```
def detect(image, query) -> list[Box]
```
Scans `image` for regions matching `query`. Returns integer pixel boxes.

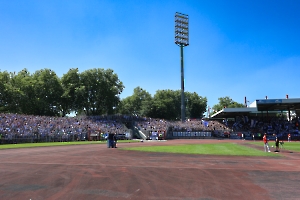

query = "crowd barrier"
[0,130,132,144]
[170,131,212,139]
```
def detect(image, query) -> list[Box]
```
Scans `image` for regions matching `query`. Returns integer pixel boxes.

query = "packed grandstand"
[1,109,299,144]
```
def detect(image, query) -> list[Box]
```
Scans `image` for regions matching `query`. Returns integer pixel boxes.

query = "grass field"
[0,140,138,149]
[248,141,300,152]
[123,143,280,157]
[1,140,298,157]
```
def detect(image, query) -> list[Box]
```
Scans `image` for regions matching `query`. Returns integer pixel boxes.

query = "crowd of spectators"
[1,113,231,143]
[135,118,169,134]
[0,113,130,143]
[169,120,228,132]
[134,117,231,139]
[222,114,300,140]
[135,118,228,133]
[2,112,299,144]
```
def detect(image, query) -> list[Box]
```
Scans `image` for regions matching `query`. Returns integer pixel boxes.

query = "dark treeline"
[117,87,207,120]
[1,68,244,120]
[0,68,124,117]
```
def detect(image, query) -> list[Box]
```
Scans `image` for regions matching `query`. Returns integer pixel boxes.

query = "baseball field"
[0,139,299,200]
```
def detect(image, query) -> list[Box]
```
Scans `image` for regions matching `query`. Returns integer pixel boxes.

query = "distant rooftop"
[210,98,300,119]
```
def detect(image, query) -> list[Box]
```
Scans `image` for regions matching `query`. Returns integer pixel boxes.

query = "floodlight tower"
[175,12,189,122]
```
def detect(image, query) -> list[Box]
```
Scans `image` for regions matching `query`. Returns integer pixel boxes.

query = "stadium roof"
[210,107,257,118]
[256,98,300,111]
[210,98,300,119]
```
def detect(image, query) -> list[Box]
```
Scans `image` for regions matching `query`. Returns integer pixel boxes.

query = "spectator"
[275,136,280,152]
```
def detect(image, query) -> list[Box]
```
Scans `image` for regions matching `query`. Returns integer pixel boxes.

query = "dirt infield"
[0,139,299,200]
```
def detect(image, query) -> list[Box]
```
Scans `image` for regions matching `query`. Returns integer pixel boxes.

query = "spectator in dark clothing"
[107,133,114,148]
[275,136,280,152]
[113,133,118,148]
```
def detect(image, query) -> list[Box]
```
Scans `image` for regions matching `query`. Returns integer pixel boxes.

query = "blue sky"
[1,0,300,109]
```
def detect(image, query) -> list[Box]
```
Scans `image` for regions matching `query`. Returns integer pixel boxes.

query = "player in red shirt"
[263,133,271,152]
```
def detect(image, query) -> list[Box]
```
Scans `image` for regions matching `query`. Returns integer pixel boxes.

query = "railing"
[169,131,212,139]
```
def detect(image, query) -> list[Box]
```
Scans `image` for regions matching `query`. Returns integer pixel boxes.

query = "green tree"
[211,96,245,114]
[186,92,207,119]
[148,89,180,120]
[75,68,124,116]
[11,69,37,114]
[32,69,63,116]
[118,87,152,116]
[61,68,80,116]
[148,90,207,120]
[0,71,16,112]
[0,68,125,116]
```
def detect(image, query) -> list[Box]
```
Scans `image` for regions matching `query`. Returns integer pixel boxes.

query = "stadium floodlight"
[175,12,189,47]
[175,12,189,122]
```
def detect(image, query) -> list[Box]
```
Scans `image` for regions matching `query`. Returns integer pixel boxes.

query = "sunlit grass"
[248,141,300,152]
[123,143,279,156]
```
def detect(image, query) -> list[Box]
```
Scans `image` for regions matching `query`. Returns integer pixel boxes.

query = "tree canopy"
[0,68,245,120]
[118,88,207,120]
[0,68,123,116]
[210,96,245,116]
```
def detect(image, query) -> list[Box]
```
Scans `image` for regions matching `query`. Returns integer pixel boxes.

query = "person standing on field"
[288,133,291,142]
[263,133,271,152]
[275,136,280,152]
[113,133,118,148]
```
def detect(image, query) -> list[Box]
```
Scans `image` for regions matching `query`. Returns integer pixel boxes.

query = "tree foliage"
[32,69,64,116]
[0,71,17,113]
[117,87,152,117]
[0,68,123,116]
[2,68,237,120]
[119,88,207,120]
[211,96,245,114]
[186,92,207,119]
[75,68,124,116]
[61,68,80,116]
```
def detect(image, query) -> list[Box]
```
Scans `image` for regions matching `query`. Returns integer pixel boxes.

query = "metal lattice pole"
[175,12,189,122]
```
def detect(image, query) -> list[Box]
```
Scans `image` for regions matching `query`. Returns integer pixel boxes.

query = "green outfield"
[123,142,280,156]
[1,140,298,157]
[248,141,300,152]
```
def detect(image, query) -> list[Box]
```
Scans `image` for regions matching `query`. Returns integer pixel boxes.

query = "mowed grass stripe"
[123,143,279,156]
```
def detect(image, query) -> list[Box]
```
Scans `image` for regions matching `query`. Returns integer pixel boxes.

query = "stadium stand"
[1,98,300,144]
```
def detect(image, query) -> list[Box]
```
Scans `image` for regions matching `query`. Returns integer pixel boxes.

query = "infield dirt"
[0,139,299,200]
